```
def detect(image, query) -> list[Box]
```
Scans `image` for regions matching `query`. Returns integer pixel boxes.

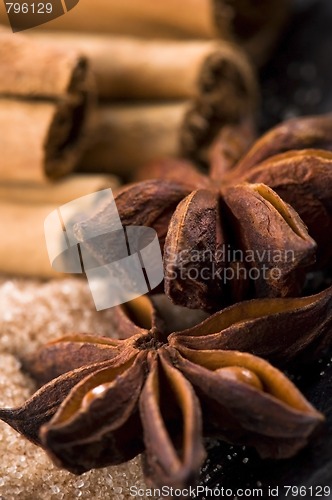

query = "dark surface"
[200,355,332,499]
[199,1,332,498]
[260,0,332,131]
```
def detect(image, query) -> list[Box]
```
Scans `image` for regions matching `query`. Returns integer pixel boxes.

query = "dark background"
[260,0,332,131]
[200,1,332,498]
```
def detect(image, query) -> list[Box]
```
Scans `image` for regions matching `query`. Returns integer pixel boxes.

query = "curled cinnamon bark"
[29,34,243,100]
[0,174,119,204]
[180,42,258,161]
[78,103,187,177]
[0,175,119,278]
[0,201,65,278]
[0,29,92,182]
[78,41,258,175]
[32,0,289,65]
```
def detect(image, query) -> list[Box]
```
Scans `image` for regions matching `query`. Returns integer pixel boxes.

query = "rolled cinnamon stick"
[0,28,92,182]
[29,34,230,100]
[0,176,119,278]
[34,0,223,39]
[180,41,258,161]
[79,41,258,175]
[0,174,119,204]
[0,201,63,278]
[79,103,187,177]
[29,0,289,66]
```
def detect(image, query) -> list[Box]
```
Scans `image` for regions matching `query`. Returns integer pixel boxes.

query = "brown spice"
[0,28,92,182]
[0,295,324,489]
[76,115,332,311]
[77,41,258,176]
[31,0,289,66]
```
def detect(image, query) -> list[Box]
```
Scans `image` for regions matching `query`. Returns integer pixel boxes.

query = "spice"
[77,115,332,311]
[172,284,332,367]
[233,115,332,267]
[0,175,119,278]
[0,295,323,489]
[0,28,91,182]
[78,102,188,177]
[77,41,258,175]
[28,34,255,101]
[0,174,119,205]
[32,0,289,66]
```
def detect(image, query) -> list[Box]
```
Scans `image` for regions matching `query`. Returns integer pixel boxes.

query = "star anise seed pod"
[225,113,332,268]
[0,295,324,489]
[75,115,332,311]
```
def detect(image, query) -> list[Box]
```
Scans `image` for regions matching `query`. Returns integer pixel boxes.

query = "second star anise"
[75,114,332,311]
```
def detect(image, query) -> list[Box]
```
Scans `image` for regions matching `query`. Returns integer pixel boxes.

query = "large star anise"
[76,114,332,312]
[0,293,326,489]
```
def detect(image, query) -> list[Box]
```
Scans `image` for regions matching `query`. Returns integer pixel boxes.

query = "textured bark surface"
[0,28,91,182]
[29,34,247,100]
[78,41,258,176]
[24,0,289,64]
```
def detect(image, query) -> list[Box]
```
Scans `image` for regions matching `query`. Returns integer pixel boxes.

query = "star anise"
[75,114,332,312]
[0,294,325,489]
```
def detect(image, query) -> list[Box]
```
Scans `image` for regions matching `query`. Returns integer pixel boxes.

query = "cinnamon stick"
[34,0,223,39]
[180,41,258,161]
[29,0,289,65]
[78,103,186,177]
[79,41,258,175]
[0,174,119,278]
[29,34,232,100]
[0,174,119,204]
[0,201,64,278]
[0,28,92,183]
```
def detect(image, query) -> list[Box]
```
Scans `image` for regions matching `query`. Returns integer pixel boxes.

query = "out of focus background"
[261,0,332,129]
